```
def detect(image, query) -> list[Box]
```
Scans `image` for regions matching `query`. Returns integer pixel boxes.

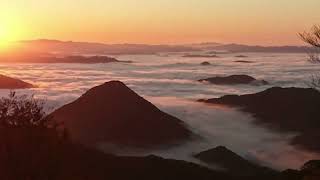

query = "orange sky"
[0,0,320,45]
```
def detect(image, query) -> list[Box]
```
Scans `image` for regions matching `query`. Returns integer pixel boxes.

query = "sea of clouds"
[0,52,319,170]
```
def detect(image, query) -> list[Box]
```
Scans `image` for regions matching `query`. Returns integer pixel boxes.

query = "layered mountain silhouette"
[201,87,320,152]
[17,39,197,55]
[49,81,192,147]
[209,43,311,53]
[12,39,313,55]
[0,74,34,89]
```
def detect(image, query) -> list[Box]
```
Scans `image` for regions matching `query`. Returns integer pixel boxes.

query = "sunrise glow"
[0,12,23,52]
[0,29,11,52]
[0,0,320,45]
[0,1,320,179]
[0,27,15,53]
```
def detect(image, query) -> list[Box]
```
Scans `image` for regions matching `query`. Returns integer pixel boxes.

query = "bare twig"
[300,25,320,90]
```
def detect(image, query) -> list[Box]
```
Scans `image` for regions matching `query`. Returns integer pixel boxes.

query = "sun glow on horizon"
[0,25,10,46]
[0,14,24,53]
[0,26,16,53]
[0,0,320,45]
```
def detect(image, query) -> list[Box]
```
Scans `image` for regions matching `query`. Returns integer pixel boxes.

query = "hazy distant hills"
[185,42,223,50]
[210,43,311,53]
[18,39,197,55]
[16,39,312,55]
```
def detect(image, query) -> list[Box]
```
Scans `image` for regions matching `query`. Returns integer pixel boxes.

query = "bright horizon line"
[14,38,307,47]
[1,0,318,47]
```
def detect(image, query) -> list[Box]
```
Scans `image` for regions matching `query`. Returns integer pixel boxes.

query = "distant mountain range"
[209,43,311,53]
[17,39,197,55]
[12,39,313,55]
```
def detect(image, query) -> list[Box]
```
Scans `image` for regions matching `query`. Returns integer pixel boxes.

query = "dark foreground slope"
[1,127,319,180]
[49,81,192,148]
[201,87,320,152]
[0,75,34,89]
[194,146,276,176]
[0,127,233,180]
